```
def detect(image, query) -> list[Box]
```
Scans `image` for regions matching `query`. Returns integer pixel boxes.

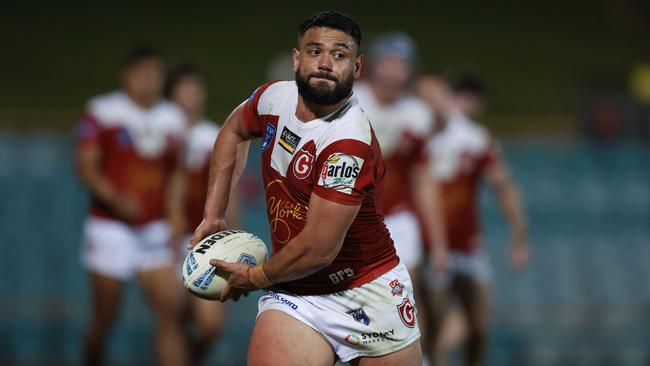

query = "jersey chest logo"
[278,127,301,154]
[293,148,314,180]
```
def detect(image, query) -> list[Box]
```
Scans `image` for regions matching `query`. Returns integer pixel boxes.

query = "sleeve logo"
[317,153,364,195]
[261,123,276,152]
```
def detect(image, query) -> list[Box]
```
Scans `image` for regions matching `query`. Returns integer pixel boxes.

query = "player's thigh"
[191,296,226,334]
[88,272,124,325]
[453,275,489,331]
[427,286,450,326]
[352,339,422,366]
[248,310,335,366]
[138,266,185,317]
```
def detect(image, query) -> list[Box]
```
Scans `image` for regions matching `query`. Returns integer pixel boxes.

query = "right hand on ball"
[209,259,254,302]
[187,217,227,250]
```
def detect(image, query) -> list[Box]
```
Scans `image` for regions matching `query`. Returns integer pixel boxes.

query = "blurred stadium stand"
[0,132,648,366]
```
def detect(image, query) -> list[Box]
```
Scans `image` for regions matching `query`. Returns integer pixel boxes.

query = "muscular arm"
[190,102,252,246]
[411,162,448,271]
[212,193,360,300]
[166,163,187,242]
[263,194,360,284]
[485,155,530,268]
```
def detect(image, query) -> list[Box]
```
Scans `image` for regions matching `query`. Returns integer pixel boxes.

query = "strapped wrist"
[248,264,273,289]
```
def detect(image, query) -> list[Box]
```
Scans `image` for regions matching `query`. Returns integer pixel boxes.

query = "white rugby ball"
[182,230,268,300]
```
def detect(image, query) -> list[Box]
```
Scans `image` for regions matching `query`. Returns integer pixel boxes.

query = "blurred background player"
[164,63,242,364]
[75,46,189,366]
[415,74,530,366]
[353,33,447,358]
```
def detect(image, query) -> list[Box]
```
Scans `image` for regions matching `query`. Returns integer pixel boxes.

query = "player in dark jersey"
[188,11,422,366]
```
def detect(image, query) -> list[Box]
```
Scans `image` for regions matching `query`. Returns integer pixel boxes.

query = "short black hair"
[163,63,203,99]
[451,73,487,96]
[122,45,160,69]
[298,11,361,48]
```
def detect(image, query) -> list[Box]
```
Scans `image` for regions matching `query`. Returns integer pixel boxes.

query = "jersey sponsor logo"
[262,123,276,152]
[328,267,355,284]
[346,307,370,326]
[268,291,298,310]
[278,126,301,154]
[344,329,397,346]
[265,180,307,244]
[389,279,405,296]
[344,334,362,346]
[292,148,314,179]
[318,153,364,195]
[236,253,257,266]
[397,298,416,328]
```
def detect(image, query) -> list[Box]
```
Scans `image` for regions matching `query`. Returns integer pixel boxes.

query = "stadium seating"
[0,132,648,365]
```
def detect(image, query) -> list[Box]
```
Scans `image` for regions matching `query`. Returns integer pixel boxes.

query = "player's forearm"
[230,140,250,197]
[413,173,447,250]
[497,183,527,245]
[263,233,339,284]
[203,119,248,221]
[77,165,120,208]
[165,167,187,230]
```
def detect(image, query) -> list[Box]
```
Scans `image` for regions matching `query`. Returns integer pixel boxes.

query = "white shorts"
[81,217,174,280]
[430,248,492,290]
[384,211,423,270]
[257,262,421,363]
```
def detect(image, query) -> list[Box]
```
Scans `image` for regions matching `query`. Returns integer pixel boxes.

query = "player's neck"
[295,95,350,122]
[185,110,203,125]
[125,91,156,110]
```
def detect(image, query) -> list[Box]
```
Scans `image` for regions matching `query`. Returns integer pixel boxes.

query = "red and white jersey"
[425,112,498,253]
[76,91,186,225]
[182,120,220,230]
[242,81,399,295]
[354,82,433,215]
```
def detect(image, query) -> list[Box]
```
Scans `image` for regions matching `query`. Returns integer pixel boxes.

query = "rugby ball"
[182,230,268,300]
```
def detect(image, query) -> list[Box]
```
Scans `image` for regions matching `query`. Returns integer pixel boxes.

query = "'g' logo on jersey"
[293,148,314,180]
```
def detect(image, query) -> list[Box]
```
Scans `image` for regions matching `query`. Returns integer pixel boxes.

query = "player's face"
[122,57,164,104]
[371,54,410,92]
[455,93,485,119]
[171,75,206,117]
[415,77,453,114]
[293,27,362,106]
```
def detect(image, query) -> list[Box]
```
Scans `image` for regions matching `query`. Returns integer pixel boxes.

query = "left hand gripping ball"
[182,230,268,300]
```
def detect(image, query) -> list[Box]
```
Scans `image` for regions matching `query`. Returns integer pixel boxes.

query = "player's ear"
[354,54,363,79]
[292,48,300,72]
